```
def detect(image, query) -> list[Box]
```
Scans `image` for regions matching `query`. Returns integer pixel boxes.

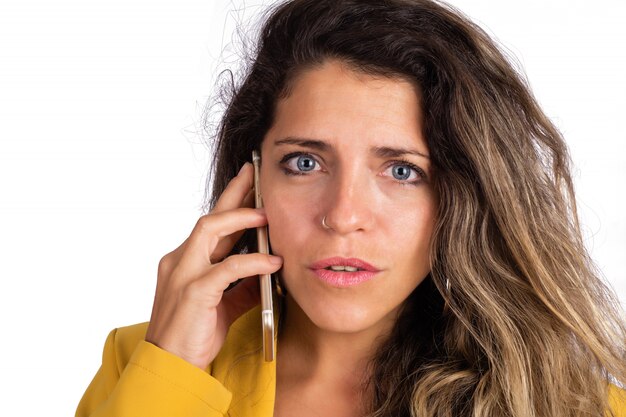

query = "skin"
[144,58,436,416]
[259,59,437,415]
[145,165,281,370]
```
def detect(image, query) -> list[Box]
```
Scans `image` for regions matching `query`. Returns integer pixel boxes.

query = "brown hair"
[203,0,626,415]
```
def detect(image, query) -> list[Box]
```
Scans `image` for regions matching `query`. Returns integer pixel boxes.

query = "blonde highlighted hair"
[204,0,626,415]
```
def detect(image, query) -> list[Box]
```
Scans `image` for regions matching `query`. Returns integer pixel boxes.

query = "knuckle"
[221,256,240,274]
[158,254,173,276]
[196,213,215,232]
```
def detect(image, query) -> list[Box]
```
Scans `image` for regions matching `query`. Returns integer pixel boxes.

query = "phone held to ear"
[252,150,275,362]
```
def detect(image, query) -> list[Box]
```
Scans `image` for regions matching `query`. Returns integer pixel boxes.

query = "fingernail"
[269,255,283,264]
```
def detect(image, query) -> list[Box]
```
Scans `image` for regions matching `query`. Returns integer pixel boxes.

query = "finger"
[182,253,282,306]
[209,188,256,263]
[164,191,254,267]
[180,208,268,273]
[242,186,255,208]
[209,228,246,264]
[211,162,254,214]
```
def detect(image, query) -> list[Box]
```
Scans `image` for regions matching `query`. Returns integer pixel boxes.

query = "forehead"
[266,60,427,155]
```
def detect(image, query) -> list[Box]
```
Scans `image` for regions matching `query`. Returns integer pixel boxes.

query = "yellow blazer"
[76,305,626,416]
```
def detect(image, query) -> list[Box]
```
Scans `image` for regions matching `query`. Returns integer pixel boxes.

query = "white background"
[1,0,624,415]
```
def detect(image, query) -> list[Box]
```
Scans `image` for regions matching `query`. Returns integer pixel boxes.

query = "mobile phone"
[252,149,275,362]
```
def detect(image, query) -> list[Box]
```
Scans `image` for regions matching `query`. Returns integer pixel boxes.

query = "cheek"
[390,200,436,262]
[263,189,315,255]
[415,203,436,239]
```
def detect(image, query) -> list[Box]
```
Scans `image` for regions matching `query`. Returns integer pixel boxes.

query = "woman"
[76,0,626,416]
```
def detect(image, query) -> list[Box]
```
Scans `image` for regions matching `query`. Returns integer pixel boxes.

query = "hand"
[145,162,283,369]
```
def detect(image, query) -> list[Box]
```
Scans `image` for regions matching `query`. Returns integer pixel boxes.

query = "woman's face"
[260,59,436,334]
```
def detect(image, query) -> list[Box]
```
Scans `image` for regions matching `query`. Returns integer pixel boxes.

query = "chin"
[313,304,372,333]
[287,289,394,335]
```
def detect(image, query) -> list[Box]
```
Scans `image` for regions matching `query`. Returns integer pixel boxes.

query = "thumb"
[222,277,262,325]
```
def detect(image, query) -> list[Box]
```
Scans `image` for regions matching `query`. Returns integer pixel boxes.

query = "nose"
[320,164,375,234]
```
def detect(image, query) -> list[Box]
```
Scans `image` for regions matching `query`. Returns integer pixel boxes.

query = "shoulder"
[609,383,626,416]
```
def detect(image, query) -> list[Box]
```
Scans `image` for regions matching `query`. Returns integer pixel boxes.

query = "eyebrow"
[273,137,430,160]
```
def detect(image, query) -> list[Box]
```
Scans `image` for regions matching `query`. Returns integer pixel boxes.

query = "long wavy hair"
[202,0,626,415]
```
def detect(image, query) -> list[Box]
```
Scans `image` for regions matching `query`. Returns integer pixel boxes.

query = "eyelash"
[278,151,427,186]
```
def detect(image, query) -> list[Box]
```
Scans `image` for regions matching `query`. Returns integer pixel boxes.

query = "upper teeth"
[327,265,361,271]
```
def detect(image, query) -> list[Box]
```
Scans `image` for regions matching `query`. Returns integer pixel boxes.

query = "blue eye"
[391,165,412,181]
[279,152,426,186]
[295,155,316,172]
[384,160,427,186]
[279,152,320,175]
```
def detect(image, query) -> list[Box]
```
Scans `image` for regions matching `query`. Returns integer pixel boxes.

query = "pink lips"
[309,257,381,287]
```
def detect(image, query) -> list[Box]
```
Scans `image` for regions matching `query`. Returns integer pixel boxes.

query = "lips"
[309,257,381,272]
